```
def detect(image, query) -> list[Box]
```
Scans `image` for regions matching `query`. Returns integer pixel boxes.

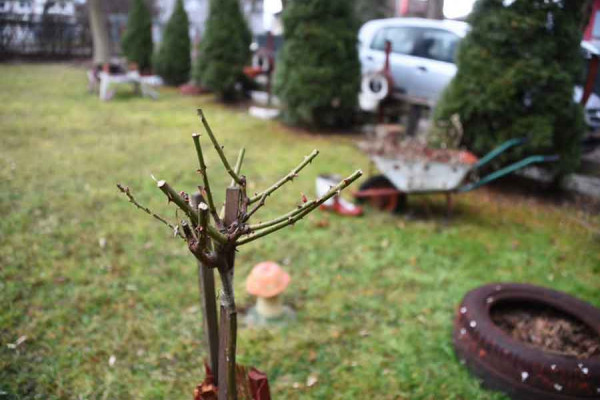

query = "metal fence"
[0,13,92,60]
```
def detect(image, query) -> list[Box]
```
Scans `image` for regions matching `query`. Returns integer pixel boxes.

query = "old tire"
[356,175,406,213]
[361,72,390,102]
[453,283,600,400]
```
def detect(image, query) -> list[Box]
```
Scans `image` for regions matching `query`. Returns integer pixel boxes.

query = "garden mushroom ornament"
[245,261,294,325]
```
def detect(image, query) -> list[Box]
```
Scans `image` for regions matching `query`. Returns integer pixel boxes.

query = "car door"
[408,28,461,101]
[359,25,422,95]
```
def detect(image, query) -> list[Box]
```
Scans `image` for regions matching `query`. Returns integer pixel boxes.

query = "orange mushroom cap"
[246,261,290,298]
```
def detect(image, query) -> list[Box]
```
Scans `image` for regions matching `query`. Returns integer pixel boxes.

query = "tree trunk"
[88,0,110,65]
[426,0,444,20]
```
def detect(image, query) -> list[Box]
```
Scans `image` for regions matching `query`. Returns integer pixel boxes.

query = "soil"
[358,136,475,164]
[491,302,600,359]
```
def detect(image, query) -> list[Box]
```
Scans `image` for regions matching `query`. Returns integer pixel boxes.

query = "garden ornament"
[245,261,293,325]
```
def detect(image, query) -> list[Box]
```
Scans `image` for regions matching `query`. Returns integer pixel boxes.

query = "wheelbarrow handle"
[473,137,528,169]
[459,154,559,193]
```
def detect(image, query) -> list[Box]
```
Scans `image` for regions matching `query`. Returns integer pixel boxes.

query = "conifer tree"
[194,0,251,101]
[435,0,587,174]
[274,0,361,128]
[156,0,191,85]
[121,0,153,72]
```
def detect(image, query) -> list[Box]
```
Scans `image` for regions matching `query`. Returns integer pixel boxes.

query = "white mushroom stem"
[256,295,284,319]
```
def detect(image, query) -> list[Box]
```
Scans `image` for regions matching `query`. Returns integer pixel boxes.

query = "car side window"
[370,29,388,51]
[412,29,460,63]
[370,27,421,56]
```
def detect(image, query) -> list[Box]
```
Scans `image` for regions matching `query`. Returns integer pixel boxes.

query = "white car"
[359,17,600,129]
[359,18,468,103]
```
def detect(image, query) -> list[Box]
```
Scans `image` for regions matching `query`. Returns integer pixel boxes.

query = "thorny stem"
[181,220,196,240]
[197,201,210,248]
[116,183,185,240]
[248,198,319,231]
[238,169,363,245]
[244,192,267,221]
[231,148,245,187]
[182,220,220,267]
[157,180,227,244]
[192,133,221,225]
[197,109,244,186]
[248,149,319,206]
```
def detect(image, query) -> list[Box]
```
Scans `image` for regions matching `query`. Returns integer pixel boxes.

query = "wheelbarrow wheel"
[356,175,406,213]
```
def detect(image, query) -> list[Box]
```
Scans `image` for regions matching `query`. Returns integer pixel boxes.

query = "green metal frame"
[459,154,559,192]
[473,138,528,169]
[457,137,559,193]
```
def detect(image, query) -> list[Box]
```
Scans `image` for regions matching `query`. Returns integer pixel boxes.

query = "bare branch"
[247,198,318,231]
[116,183,185,239]
[244,192,267,222]
[157,180,227,244]
[183,221,220,267]
[248,149,319,206]
[198,201,210,248]
[197,109,244,186]
[237,170,363,245]
[192,133,221,225]
[181,219,197,241]
[231,148,245,186]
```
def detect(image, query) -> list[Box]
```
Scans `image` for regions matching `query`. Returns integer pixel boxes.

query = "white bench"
[98,71,162,101]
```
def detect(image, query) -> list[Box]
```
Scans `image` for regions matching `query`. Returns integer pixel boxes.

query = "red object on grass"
[248,368,271,400]
[319,197,363,217]
[194,363,272,400]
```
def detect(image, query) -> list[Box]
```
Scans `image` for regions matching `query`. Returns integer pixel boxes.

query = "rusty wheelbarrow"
[354,138,558,213]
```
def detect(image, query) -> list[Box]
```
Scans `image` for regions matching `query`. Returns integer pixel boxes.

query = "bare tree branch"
[197,109,244,186]
[231,148,245,186]
[157,180,227,244]
[237,170,363,245]
[116,183,185,239]
[247,198,318,231]
[198,201,210,248]
[183,220,221,268]
[192,133,221,225]
[248,149,319,206]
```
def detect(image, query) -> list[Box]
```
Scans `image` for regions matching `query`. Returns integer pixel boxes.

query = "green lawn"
[1,64,599,400]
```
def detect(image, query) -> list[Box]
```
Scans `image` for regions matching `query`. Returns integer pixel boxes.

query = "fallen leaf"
[6,335,27,349]
[108,355,116,367]
[314,219,329,228]
[306,374,318,387]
